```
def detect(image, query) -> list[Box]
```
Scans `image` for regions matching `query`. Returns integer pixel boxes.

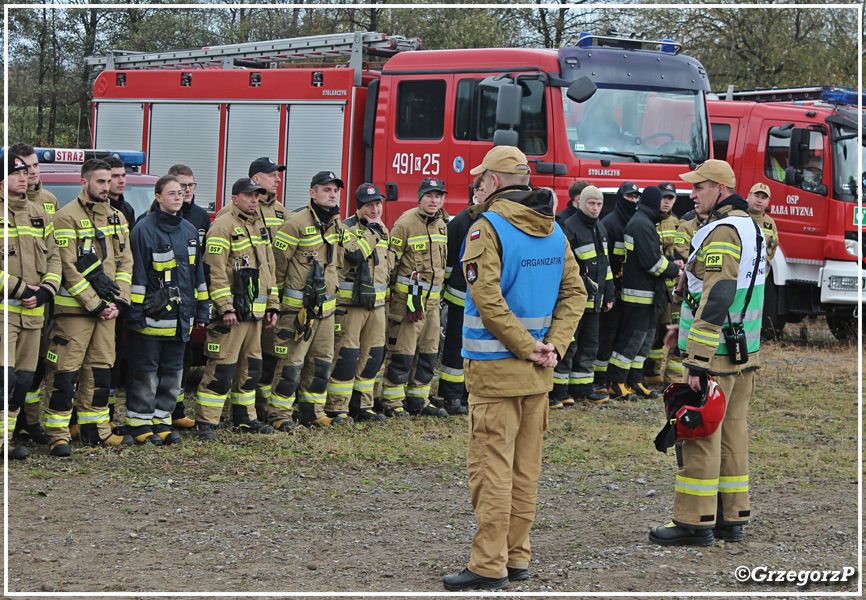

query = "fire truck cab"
[709,86,865,340]
[87,31,711,224]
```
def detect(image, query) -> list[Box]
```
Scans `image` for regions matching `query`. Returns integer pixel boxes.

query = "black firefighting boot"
[48,440,72,457]
[119,425,163,446]
[152,424,182,446]
[325,411,355,426]
[354,408,386,422]
[443,398,468,415]
[649,522,714,547]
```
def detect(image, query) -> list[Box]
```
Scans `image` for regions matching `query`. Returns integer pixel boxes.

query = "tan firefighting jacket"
[27,183,59,218]
[1,193,61,328]
[751,211,779,264]
[337,213,392,309]
[388,206,448,311]
[52,190,132,316]
[204,203,278,318]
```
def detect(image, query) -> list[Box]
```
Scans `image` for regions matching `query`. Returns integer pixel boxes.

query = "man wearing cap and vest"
[594,181,640,394]
[269,170,362,428]
[607,187,681,401]
[436,176,490,415]
[2,153,61,459]
[194,178,280,440]
[553,185,613,406]
[381,178,450,419]
[746,183,778,265]
[650,159,765,547]
[442,146,585,592]
[645,182,684,385]
[8,143,59,446]
[44,159,135,454]
[325,182,391,423]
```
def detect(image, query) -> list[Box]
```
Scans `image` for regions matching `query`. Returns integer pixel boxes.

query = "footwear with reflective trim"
[152,425,181,446]
[14,424,49,445]
[649,522,714,546]
[122,425,163,446]
[99,433,135,447]
[713,524,744,542]
[195,422,217,442]
[49,440,72,457]
[233,420,276,434]
[507,567,529,581]
[383,407,410,420]
[172,417,196,429]
[578,390,610,404]
[354,409,386,423]
[327,413,354,426]
[608,383,636,401]
[561,397,575,408]
[443,568,509,591]
[630,382,659,399]
[548,397,564,410]
[303,415,335,427]
[272,418,297,432]
[420,404,448,417]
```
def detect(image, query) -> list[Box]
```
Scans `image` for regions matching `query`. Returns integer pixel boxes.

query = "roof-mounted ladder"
[86,31,421,86]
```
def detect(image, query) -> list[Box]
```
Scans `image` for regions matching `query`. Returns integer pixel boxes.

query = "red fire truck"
[87,31,712,221]
[708,86,864,340]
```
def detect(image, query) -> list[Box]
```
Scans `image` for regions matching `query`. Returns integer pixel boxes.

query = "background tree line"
[4,0,860,148]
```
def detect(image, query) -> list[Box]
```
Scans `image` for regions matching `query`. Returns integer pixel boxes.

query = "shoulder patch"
[305,225,317,236]
[466,262,478,284]
[233,227,245,236]
[390,236,403,247]
[704,253,723,272]
[44,202,55,214]
[469,230,480,241]
[208,244,223,254]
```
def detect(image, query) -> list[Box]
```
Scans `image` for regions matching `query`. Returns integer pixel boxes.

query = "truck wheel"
[761,274,786,340]
[826,314,859,341]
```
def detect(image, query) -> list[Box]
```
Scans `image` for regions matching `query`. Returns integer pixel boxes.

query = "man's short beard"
[88,190,107,203]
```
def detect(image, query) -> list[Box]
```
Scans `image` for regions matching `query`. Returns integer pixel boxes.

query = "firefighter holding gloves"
[122,176,210,446]
[268,171,361,428]
[194,178,279,440]
[324,182,392,423]
[1,153,61,459]
[650,159,765,546]
[381,177,450,418]
[443,146,585,591]
[44,159,135,454]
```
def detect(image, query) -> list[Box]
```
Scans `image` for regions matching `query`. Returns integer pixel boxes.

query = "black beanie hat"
[639,185,662,212]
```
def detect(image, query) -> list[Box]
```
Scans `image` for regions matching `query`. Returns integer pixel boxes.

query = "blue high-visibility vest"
[462,211,565,361]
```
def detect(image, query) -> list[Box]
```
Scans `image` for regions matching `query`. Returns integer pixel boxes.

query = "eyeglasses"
[162,190,184,198]
[180,183,197,190]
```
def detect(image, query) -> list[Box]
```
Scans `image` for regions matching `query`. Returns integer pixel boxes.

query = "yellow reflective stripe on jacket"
[699,242,741,261]
[1,299,45,316]
[115,272,132,285]
[274,231,299,247]
[210,287,231,300]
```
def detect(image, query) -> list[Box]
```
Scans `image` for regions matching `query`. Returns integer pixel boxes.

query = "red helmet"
[654,374,726,453]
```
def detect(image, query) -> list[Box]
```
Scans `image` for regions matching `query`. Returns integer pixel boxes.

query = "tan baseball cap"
[749,182,771,198]
[679,159,736,188]
[469,146,531,175]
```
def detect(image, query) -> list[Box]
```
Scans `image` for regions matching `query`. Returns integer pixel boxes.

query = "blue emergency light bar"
[29,147,146,166]
[821,85,863,106]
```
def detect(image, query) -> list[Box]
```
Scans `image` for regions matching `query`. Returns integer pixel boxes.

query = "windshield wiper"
[636,153,695,164]
[594,151,642,163]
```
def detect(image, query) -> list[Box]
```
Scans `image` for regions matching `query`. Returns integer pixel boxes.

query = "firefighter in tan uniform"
[650,160,765,546]
[324,183,392,423]
[2,154,61,459]
[10,143,59,445]
[44,159,135,454]
[381,178,450,419]
[268,171,361,428]
[645,181,682,385]
[443,147,585,591]
[194,178,280,440]
[746,183,778,264]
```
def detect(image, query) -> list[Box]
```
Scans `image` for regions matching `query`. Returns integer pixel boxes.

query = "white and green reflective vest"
[679,214,766,356]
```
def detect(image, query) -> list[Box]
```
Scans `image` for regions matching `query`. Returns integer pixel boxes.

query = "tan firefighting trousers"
[466,392,549,579]
[194,319,263,426]
[44,316,115,444]
[3,323,41,437]
[381,300,440,413]
[325,307,386,414]
[673,368,755,529]
[268,315,334,424]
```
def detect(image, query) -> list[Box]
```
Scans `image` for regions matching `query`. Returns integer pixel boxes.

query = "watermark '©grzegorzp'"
[735,566,857,586]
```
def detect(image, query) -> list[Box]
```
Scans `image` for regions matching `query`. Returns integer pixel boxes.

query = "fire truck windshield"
[831,125,864,202]
[562,86,708,164]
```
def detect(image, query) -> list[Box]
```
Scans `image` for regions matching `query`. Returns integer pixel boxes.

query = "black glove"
[352,261,376,310]
[75,253,120,302]
[142,288,171,318]
[406,285,424,323]
[34,287,53,307]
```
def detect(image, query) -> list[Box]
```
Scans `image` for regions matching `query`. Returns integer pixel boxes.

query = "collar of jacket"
[154,204,183,232]
[258,191,277,207]
[706,193,749,224]
[413,205,447,226]
[109,194,126,211]
[181,198,195,216]
[77,190,110,216]
[706,201,748,225]
[636,202,662,223]
[308,199,340,227]
[615,194,637,220]
[487,188,556,237]
[577,207,598,227]
[230,202,260,225]
[6,192,27,211]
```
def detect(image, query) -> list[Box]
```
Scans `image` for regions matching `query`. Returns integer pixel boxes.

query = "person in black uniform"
[593,181,639,395]
[555,179,591,225]
[167,163,212,428]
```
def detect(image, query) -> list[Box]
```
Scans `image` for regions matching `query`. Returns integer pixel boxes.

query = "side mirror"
[788,127,811,168]
[493,129,520,147]
[479,73,514,92]
[566,76,597,103]
[496,83,523,130]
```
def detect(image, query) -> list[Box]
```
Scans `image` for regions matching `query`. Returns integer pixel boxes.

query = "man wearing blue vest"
[650,159,765,546]
[443,146,585,591]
